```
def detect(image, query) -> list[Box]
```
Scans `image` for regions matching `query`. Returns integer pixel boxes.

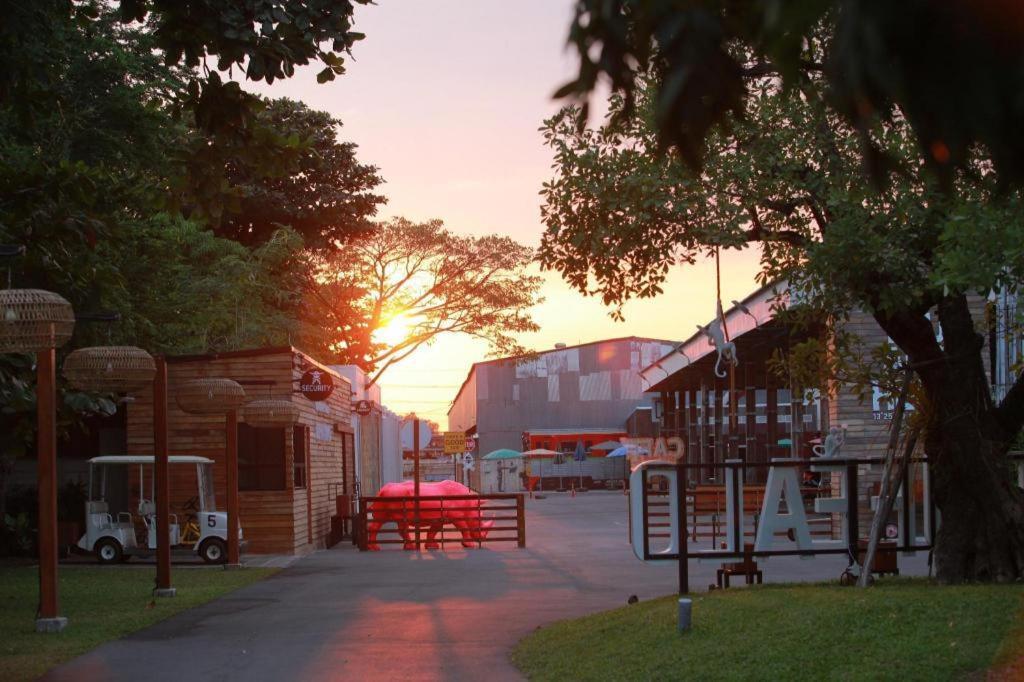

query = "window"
[238,424,286,491]
[293,425,309,489]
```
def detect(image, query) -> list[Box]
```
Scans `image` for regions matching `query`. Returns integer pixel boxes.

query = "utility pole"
[413,417,421,551]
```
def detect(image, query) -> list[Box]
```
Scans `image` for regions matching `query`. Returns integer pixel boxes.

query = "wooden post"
[713,384,723,476]
[36,348,65,632]
[516,493,526,548]
[698,381,707,484]
[154,356,174,595]
[847,462,859,568]
[677,455,689,595]
[226,409,240,567]
[413,417,420,551]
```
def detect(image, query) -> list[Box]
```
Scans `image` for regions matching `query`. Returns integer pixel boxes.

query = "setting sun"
[373,313,413,347]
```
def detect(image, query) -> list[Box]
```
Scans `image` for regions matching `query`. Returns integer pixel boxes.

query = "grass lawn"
[0,562,276,681]
[512,580,1024,681]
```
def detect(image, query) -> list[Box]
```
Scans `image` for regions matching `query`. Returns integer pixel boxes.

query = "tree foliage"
[541,47,1024,582]
[0,4,380,475]
[304,218,543,384]
[558,1,1024,188]
[217,98,385,252]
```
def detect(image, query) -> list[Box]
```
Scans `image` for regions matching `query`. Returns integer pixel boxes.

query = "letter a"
[755,462,813,553]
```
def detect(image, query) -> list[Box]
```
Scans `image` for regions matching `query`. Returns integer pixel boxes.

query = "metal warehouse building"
[448,337,676,489]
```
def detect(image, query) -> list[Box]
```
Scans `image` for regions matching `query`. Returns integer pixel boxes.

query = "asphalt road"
[43,491,930,681]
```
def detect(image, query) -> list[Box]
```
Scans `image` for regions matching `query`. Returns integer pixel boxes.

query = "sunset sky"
[250,0,762,428]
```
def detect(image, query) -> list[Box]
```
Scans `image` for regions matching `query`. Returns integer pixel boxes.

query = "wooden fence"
[355,493,525,550]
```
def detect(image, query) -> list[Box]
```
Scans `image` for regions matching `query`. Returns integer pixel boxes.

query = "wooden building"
[640,282,995,532]
[642,284,825,486]
[125,347,355,554]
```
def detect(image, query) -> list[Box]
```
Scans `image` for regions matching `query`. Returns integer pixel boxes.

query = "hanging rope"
[716,246,730,344]
[698,247,739,378]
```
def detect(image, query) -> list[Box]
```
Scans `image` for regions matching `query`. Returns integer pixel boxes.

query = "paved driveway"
[44,492,929,681]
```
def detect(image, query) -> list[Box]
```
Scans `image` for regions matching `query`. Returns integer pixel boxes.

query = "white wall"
[332,365,401,491]
[380,408,402,485]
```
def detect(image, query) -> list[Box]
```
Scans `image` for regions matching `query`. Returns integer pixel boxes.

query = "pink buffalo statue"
[366,480,494,550]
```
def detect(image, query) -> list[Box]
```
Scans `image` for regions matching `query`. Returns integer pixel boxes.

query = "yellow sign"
[443,431,465,454]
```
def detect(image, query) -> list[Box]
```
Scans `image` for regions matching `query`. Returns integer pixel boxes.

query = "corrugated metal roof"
[526,427,626,436]
[639,281,789,391]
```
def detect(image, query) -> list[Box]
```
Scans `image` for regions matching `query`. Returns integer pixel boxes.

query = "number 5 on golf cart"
[77,456,242,564]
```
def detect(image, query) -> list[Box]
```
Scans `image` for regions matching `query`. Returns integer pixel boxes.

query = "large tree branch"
[741,60,825,80]
[744,206,809,246]
[871,303,946,392]
[366,337,433,388]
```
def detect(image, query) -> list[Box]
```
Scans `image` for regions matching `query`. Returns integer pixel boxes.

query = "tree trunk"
[926,401,1024,583]
[0,453,13,519]
[875,294,1024,583]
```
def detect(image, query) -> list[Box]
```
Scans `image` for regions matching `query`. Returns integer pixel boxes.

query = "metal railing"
[356,493,525,550]
[638,452,1024,564]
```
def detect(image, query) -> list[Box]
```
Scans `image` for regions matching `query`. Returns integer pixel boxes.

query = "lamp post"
[177,378,246,567]
[0,287,75,632]
[62,345,165,591]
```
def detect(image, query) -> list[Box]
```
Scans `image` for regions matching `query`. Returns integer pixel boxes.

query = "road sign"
[443,431,465,454]
[465,437,475,452]
[462,453,475,471]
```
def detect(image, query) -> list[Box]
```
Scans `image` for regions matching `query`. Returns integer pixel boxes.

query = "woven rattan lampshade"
[0,289,74,353]
[176,378,246,414]
[243,398,300,428]
[63,346,155,392]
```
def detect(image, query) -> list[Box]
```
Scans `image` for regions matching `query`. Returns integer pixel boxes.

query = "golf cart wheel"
[95,538,124,565]
[199,537,227,564]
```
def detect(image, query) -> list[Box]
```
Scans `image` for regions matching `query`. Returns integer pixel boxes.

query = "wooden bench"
[716,543,763,589]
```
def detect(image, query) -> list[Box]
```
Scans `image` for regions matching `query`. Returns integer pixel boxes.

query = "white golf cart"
[77,455,242,564]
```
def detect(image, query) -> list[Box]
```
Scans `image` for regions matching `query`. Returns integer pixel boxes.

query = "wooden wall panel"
[126,348,352,555]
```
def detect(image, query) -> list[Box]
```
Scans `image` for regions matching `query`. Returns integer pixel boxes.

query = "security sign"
[300,369,335,402]
[443,431,465,454]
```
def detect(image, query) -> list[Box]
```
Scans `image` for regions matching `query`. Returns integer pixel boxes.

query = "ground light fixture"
[176,377,246,567]
[0,287,75,633]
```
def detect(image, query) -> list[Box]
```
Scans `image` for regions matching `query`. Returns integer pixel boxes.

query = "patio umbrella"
[521,448,558,489]
[606,445,649,458]
[482,449,521,460]
[590,440,623,452]
[573,440,586,489]
[521,448,559,457]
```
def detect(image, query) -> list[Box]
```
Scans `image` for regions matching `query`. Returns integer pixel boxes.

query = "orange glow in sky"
[247,1,761,427]
[373,313,414,349]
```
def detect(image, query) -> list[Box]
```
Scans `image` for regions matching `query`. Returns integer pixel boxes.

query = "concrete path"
[44,492,930,682]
